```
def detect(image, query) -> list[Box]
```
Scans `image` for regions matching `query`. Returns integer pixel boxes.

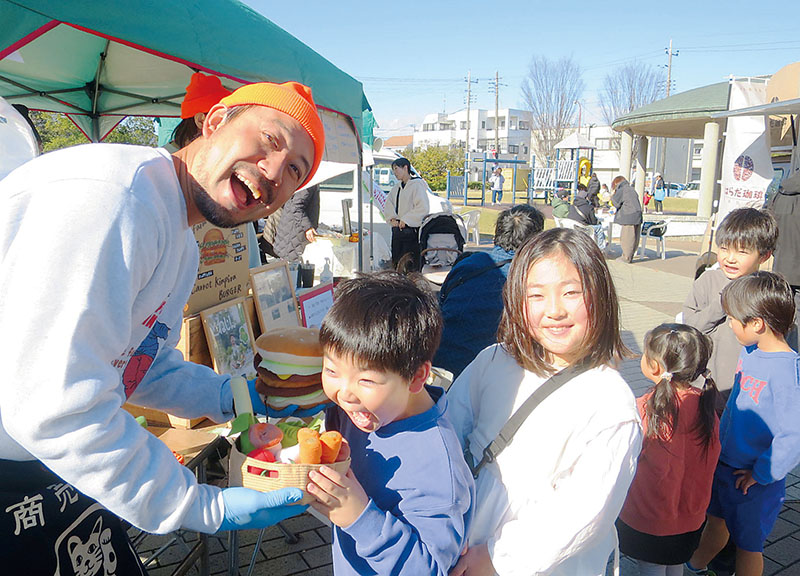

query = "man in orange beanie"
[0,79,324,573]
[175,80,325,228]
[169,71,233,150]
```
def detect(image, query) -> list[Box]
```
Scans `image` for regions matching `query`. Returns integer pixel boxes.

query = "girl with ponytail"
[616,323,721,576]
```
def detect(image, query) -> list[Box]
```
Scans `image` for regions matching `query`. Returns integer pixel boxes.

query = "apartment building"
[412,107,532,156]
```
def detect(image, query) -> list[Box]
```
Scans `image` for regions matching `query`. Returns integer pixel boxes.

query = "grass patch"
[662,197,698,213]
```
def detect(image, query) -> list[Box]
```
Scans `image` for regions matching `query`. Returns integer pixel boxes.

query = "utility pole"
[463,71,478,202]
[465,70,478,152]
[658,40,679,176]
[488,71,507,157]
[494,70,500,158]
[665,39,678,98]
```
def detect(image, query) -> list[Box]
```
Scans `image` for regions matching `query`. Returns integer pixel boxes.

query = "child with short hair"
[683,208,778,409]
[447,228,642,575]
[687,271,800,576]
[307,271,473,576]
[617,324,721,576]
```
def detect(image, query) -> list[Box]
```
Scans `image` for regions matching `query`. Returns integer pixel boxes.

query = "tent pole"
[89,40,109,142]
[356,146,363,273]
[368,165,374,271]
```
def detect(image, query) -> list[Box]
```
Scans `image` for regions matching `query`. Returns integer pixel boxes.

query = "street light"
[575,100,583,134]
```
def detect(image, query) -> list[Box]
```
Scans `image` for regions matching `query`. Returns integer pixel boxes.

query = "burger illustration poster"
[200,298,257,381]
[186,221,251,316]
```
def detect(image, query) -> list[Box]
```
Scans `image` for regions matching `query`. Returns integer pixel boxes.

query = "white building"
[412,107,532,156]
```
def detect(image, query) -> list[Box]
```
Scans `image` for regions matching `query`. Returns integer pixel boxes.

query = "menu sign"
[185,222,250,316]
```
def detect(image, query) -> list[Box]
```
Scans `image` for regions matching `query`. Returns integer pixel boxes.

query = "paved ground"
[136,232,800,576]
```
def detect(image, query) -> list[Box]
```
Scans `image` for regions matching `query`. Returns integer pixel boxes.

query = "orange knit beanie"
[220,81,325,187]
[181,72,232,119]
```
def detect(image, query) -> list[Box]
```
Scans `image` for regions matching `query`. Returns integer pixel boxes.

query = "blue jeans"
[492,189,503,203]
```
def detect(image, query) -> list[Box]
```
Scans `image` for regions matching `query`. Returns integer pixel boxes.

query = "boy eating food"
[307,271,473,576]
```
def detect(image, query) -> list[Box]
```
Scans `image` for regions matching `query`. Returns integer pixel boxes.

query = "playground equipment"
[445,152,529,206]
[528,132,596,203]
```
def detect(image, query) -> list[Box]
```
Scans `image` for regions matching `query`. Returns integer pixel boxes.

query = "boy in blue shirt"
[688,271,800,576]
[306,271,474,576]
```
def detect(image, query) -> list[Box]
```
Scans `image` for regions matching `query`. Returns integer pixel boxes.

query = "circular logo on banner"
[733,154,754,181]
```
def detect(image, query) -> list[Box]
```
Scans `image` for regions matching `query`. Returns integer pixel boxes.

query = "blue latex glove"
[247,377,267,416]
[217,487,306,532]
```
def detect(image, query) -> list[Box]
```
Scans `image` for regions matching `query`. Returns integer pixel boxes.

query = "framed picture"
[200,297,257,381]
[298,282,335,329]
[249,261,301,333]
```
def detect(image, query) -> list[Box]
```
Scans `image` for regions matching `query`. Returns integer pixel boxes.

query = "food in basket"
[297,427,320,444]
[241,437,351,504]
[320,431,343,463]
[248,422,283,457]
[246,446,277,475]
[299,436,323,464]
[253,327,332,418]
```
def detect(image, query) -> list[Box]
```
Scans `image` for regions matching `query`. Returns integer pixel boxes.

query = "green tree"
[30,112,84,152]
[104,116,157,147]
[30,112,157,152]
[402,145,464,191]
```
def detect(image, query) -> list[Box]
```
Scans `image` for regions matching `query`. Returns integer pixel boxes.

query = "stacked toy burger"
[253,326,332,418]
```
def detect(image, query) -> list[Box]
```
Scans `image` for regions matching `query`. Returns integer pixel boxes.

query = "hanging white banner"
[717,80,772,222]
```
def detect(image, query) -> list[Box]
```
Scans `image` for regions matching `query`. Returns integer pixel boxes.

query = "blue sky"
[245,0,800,137]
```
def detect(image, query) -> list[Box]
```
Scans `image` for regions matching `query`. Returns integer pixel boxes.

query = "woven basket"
[241,457,351,505]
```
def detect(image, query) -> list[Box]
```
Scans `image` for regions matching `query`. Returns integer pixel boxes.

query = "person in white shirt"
[489,167,505,205]
[385,157,430,271]
[448,228,642,576]
[0,81,324,574]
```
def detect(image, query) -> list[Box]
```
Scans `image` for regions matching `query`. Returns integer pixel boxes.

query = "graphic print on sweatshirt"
[52,505,126,576]
[112,300,170,398]
[735,358,769,405]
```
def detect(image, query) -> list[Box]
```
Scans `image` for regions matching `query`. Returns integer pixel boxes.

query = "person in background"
[448,228,641,576]
[682,208,777,410]
[567,183,607,249]
[599,183,611,206]
[551,188,571,219]
[273,184,320,263]
[611,175,643,263]
[687,272,800,576]
[10,103,43,154]
[0,81,324,574]
[617,324,720,576]
[168,72,232,151]
[652,173,667,214]
[385,157,430,271]
[587,172,601,208]
[489,166,505,205]
[434,205,545,378]
[766,171,800,350]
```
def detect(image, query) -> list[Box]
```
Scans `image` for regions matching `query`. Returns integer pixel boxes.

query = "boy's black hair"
[577,183,588,192]
[715,207,778,256]
[721,271,796,336]
[494,205,545,252]
[319,271,442,381]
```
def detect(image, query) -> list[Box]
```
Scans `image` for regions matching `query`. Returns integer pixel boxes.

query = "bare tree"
[599,62,664,126]
[521,55,584,161]
[599,62,664,178]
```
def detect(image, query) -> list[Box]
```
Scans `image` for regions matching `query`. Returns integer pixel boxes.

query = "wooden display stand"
[125,295,260,429]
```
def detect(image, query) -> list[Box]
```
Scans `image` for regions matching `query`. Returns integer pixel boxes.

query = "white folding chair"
[638,221,668,259]
[461,210,481,245]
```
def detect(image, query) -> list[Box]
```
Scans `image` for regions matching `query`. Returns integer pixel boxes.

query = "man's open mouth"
[232,172,270,207]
